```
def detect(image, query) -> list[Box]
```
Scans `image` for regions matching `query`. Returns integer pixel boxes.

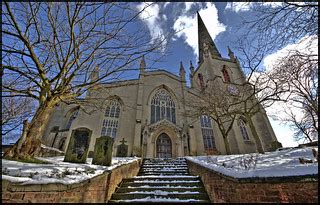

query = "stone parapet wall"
[187,159,318,203]
[2,159,141,203]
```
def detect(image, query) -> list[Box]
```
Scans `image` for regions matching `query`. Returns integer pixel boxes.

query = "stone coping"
[186,158,318,183]
[3,159,141,192]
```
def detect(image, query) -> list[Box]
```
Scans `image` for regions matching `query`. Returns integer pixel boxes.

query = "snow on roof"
[2,156,140,185]
[186,147,318,179]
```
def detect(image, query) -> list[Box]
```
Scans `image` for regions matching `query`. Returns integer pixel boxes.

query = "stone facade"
[41,13,279,158]
[2,159,141,203]
[187,159,318,203]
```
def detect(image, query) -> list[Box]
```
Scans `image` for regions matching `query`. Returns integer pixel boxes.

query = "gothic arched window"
[222,67,231,83]
[151,89,176,124]
[239,118,249,140]
[200,115,216,150]
[101,100,121,138]
[66,109,79,130]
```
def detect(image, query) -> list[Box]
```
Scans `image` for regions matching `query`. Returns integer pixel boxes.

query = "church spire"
[140,55,146,72]
[197,12,221,64]
[179,61,186,81]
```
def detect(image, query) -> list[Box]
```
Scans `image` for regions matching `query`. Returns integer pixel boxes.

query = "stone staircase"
[108,158,210,203]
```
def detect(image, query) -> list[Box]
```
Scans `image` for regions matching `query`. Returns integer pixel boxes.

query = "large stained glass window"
[101,100,121,138]
[151,89,176,124]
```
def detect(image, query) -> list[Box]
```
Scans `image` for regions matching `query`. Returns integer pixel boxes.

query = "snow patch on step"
[126,190,201,195]
[111,196,206,202]
[133,175,198,178]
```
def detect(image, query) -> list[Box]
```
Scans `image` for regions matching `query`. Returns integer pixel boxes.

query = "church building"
[42,13,279,158]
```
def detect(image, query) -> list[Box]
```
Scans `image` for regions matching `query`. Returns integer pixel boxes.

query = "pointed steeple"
[197,12,221,64]
[140,55,146,72]
[179,61,186,81]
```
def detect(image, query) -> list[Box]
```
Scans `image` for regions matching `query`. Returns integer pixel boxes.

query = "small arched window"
[66,109,79,130]
[151,88,176,124]
[200,115,216,150]
[222,67,231,83]
[101,100,121,138]
[239,118,249,140]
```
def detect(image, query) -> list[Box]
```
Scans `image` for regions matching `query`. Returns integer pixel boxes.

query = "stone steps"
[109,158,210,203]
[115,187,206,193]
[111,192,209,200]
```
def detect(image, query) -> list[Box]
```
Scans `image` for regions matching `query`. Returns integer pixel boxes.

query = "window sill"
[243,140,254,145]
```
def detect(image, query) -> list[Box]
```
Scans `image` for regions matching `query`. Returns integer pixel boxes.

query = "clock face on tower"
[227,84,239,95]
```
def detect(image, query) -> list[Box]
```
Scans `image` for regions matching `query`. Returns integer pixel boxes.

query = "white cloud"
[136,2,167,52]
[184,2,195,12]
[225,2,251,12]
[163,2,170,9]
[173,2,226,56]
[264,35,318,72]
[268,117,299,147]
[225,2,283,12]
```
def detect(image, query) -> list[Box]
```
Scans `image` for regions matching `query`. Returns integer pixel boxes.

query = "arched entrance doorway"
[156,133,172,158]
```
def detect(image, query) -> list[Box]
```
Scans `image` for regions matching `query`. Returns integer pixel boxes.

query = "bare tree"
[2,95,34,136]
[186,76,237,155]
[234,2,318,143]
[269,48,318,142]
[2,2,168,160]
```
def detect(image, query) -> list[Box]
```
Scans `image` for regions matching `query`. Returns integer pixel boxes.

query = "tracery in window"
[200,115,216,150]
[151,89,176,124]
[222,66,231,83]
[66,109,79,130]
[101,100,121,138]
[239,118,250,140]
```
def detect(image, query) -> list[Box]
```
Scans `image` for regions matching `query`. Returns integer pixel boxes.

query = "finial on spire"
[90,66,99,82]
[180,61,186,81]
[140,55,146,72]
[189,60,194,74]
[227,46,236,62]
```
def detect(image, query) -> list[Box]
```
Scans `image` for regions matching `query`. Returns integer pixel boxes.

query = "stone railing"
[186,159,318,203]
[2,159,141,203]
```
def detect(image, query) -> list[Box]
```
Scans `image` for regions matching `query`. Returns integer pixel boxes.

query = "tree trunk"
[4,101,56,160]
[223,136,231,155]
[246,116,265,154]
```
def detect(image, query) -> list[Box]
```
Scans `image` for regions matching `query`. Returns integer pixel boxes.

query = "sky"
[130,2,315,148]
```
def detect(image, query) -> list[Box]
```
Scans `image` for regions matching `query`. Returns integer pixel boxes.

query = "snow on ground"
[186,147,318,179]
[2,156,139,185]
[40,144,64,153]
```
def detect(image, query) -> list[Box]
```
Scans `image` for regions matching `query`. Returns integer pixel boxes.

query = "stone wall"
[187,160,318,203]
[2,159,141,203]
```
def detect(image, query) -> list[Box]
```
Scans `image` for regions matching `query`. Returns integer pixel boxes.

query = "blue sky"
[130,2,310,147]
